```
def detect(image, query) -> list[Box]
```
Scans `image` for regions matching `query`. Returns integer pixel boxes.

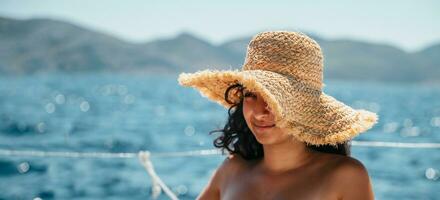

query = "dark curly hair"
[209,83,351,160]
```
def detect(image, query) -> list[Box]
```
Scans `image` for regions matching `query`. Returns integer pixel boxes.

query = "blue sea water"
[0,73,439,200]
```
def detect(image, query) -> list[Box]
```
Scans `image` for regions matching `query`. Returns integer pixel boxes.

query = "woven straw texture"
[178,31,378,146]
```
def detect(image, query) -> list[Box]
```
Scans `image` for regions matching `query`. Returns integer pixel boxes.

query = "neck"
[259,138,316,174]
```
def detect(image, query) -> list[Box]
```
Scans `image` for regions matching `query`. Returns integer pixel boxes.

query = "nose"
[253,102,274,122]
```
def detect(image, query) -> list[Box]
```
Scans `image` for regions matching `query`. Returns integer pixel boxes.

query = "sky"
[0,0,439,52]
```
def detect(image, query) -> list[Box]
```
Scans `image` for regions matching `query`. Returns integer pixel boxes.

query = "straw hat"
[177,31,378,146]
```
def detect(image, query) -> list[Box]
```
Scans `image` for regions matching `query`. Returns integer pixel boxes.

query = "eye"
[244,91,256,98]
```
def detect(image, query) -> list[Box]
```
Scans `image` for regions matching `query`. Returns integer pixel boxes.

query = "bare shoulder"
[323,154,375,200]
[221,153,249,171]
[215,153,250,182]
[330,156,371,185]
[196,153,248,200]
[215,153,249,182]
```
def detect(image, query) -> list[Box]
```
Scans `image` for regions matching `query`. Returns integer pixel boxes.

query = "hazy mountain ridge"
[0,16,438,83]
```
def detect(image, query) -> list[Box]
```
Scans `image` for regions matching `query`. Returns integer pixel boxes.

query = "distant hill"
[0,16,438,83]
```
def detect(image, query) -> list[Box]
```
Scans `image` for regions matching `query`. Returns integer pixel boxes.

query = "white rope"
[138,151,179,200]
[0,141,438,160]
[0,141,438,159]
[0,148,223,159]
[351,141,440,148]
[0,149,137,158]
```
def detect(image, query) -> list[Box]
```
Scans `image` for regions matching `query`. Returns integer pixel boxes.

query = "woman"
[178,31,379,200]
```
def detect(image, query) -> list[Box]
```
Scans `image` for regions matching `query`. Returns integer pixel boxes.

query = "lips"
[253,123,276,128]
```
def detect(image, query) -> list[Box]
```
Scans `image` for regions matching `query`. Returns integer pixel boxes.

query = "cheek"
[278,128,292,139]
[242,102,255,128]
[242,103,251,121]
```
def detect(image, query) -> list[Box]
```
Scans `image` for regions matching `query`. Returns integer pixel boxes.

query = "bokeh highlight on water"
[0,73,439,200]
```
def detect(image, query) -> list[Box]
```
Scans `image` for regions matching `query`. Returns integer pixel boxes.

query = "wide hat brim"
[178,69,378,146]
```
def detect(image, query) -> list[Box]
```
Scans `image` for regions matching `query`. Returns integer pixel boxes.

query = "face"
[242,89,292,145]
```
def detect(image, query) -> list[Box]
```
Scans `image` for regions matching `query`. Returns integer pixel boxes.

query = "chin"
[252,128,290,145]
[252,130,279,145]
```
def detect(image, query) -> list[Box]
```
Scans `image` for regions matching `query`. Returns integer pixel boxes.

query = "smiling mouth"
[253,123,276,128]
